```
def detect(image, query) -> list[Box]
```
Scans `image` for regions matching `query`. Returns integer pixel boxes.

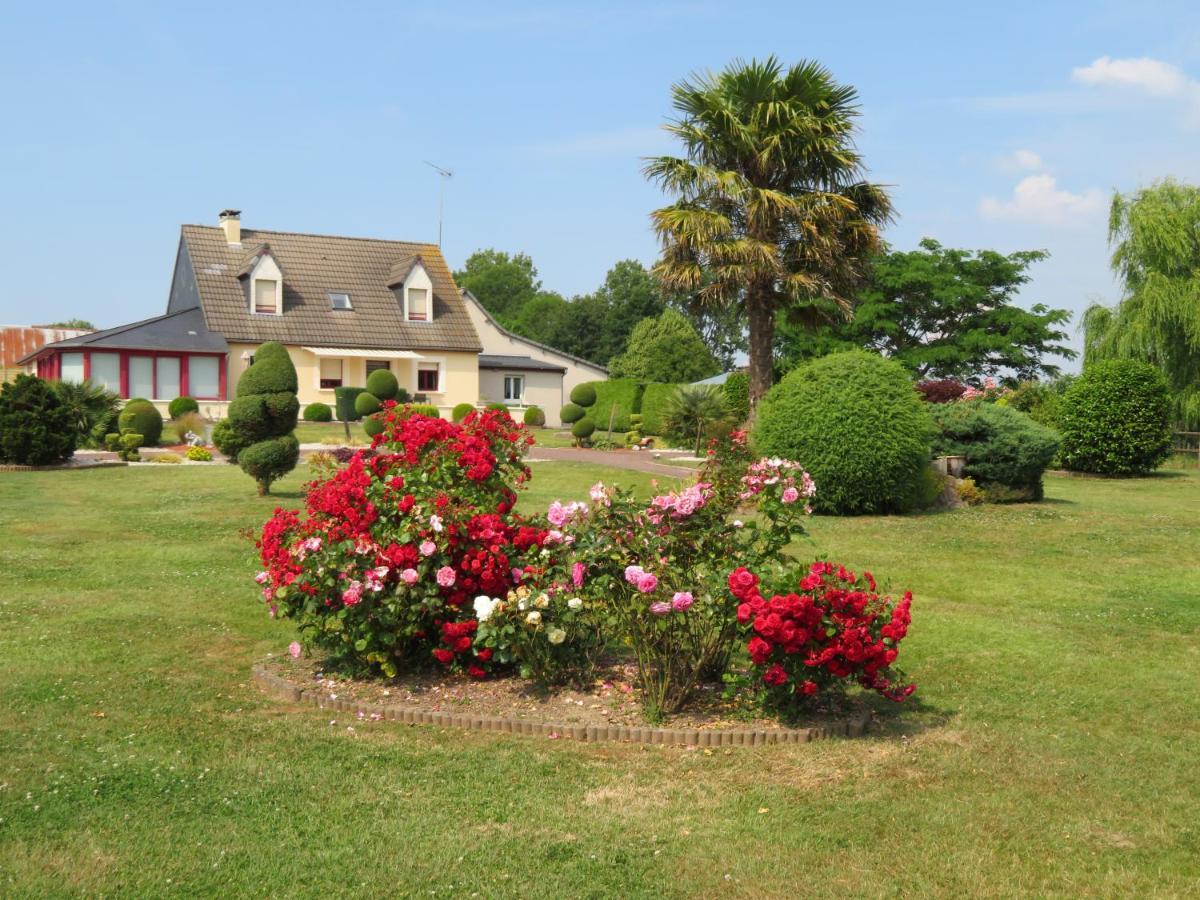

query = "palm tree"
[49,379,120,447]
[661,384,730,455]
[646,57,893,411]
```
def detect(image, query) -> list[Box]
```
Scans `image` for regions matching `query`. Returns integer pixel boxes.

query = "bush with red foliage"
[915,378,968,404]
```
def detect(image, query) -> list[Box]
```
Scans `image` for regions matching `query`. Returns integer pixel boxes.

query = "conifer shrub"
[303,402,333,422]
[168,396,199,418]
[226,342,299,494]
[1058,360,1172,475]
[118,399,164,446]
[0,374,76,465]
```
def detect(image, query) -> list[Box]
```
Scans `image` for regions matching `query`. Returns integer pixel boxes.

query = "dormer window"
[407,288,428,321]
[329,291,352,311]
[255,279,280,315]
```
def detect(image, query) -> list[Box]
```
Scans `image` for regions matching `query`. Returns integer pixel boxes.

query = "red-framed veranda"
[34,348,228,401]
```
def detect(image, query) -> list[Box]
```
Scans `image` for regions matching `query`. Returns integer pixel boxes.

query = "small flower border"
[252,664,871,747]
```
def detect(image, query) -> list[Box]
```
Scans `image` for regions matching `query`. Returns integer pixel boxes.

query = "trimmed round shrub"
[485,402,509,412]
[168,396,199,418]
[931,401,1060,500]
[118,399,164,446]
[238,342,298,395]
[452,402,475,423]
[753,351,934,515]
[363,415,386,437]
[228,393,298,442]
[0,374,76,465]
[408,404,441,418]
[334,386,367,421]
[523,406,545,426]
[570,383,597,407]
[238,435,300,495]
[303,402,333,422]
[1059,360,1172,475]
[211,418,248,462]
[560,403,585,424]
[571,417,596,439]
[355,391,381,417]
[721,371,750,423]
[365,368,400,401]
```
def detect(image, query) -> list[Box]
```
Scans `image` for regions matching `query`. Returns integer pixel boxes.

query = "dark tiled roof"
[183,225,482,353]
[17,307,226,363]
[479,354,567,373]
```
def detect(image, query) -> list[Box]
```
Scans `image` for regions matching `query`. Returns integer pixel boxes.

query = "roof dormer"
[237,244,284,317]
[387,255,433,322]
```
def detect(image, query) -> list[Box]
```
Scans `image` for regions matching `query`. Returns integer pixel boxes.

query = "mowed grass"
[1,464,1198,897]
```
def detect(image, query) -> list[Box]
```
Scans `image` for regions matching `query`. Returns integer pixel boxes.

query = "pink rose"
[436,566,456,587]
[547,501,568,527]
[624,565,645,585]
[512,567,524,585]
[671,591,694,612]
[254,571,269,584]
[288,641,302,659]
[342,581,363,607]
[419,540,437,557]
[648,601,671,616]
[781,486,800,504]
[637,573,658,593]
[400,568,419,585]
[572,562,586,588]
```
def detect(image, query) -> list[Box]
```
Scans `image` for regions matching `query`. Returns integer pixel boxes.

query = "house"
[461,289,608,426]
[2,325,92,383]
[22,211,482,417]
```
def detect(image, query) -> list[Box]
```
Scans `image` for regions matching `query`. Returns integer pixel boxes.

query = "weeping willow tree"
[1083,178,1200,427]
[646,57,893,410]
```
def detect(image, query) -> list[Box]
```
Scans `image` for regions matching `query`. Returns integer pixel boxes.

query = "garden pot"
[934,455,967,477]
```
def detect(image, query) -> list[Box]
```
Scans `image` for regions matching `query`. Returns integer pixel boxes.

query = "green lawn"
[1,464,1198,897]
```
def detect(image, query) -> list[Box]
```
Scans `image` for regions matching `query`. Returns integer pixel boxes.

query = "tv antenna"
[424,161,453,246]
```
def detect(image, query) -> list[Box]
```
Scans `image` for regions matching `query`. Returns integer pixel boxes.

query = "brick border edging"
[0,460,128,472]
[251,665,870,746]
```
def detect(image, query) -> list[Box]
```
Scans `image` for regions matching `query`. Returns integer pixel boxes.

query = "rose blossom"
[572,562,586,588]
[671,591,694,612]
[624,565,645,585]
[473,595,499,622]
[525,610,542,625]
[648,601,671,616]
[547,627,566,645]
[254,571,269,584]
[429,514,443,533]
[567,597,583,610]
[436,566,456,587]
[781,486,800,504]
[342,581,363,607]
[636,572,658,593]
[288,641,302,659]
[546,501,568,527]
[400,568,418,585]
[419,540,437,557]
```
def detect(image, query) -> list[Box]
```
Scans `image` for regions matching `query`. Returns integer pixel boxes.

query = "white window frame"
[328,291,352,311]
[248,253,284,317]
[503,374,524,403]
[402,262,434,323]
[318,358,344,390]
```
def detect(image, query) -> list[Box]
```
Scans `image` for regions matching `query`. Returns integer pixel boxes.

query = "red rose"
[799,680,818,696]
[762,664,788,686]
[736,603,752,623]
[475,648,493,662]
[728,567,759,599]
[747,636,772,665]
[453,636,472,653]
[467,665,487,679]
[432,648,453,665]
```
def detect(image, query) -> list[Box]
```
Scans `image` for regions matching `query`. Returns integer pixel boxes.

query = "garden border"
[252,664,871,746]
[0,460,128,472]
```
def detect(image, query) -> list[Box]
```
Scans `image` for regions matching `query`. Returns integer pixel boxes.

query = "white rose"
[567,597,583,610]
[525,611,542,626]
[547,627,566,645]
[473,595,498,622]
[534,593,550,609]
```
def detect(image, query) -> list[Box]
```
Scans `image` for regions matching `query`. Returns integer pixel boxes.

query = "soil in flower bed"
[263,654,869,731]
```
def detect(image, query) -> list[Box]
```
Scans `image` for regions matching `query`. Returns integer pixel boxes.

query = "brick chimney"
[219,209,242,246]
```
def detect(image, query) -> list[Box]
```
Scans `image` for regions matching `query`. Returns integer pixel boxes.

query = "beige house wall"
[226,342,478,418]
[479,368,565,423]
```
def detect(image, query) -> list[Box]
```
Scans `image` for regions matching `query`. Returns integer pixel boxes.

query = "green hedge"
[931,401,1060,500]
[452,402,475,423]
[588,379,639,433]
[753,350,934,515]
[364,369,400,401]
[334,387,367,422]
[639,382,683,435]
[1059,360,1172,475]
[168,396,199,418]
[523,406,545,426]
[0,374,76,465]
[721,372,750,424]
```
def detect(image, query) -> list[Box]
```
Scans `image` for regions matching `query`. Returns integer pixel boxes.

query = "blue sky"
[2,1,1198,365]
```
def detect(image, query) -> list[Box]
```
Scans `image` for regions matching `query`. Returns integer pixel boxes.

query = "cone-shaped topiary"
[364,368,400,401]
[569,383,597,407]
[355,391,381,417]
[118,398,163,446]
[452,402,475,422]
[228,342,299,494]
[754,350,934,515]
[0,374,76,465]
[560,402,585,424]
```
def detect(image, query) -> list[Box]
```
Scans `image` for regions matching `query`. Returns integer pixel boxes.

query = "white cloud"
[997,149,1043,172]
[1071,56,1200,125]
[979,174,1105,227]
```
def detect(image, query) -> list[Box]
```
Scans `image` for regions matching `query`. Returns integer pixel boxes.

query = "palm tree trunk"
[746,291,775,412]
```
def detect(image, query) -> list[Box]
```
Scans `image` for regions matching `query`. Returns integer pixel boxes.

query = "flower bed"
[257,406,916,723]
